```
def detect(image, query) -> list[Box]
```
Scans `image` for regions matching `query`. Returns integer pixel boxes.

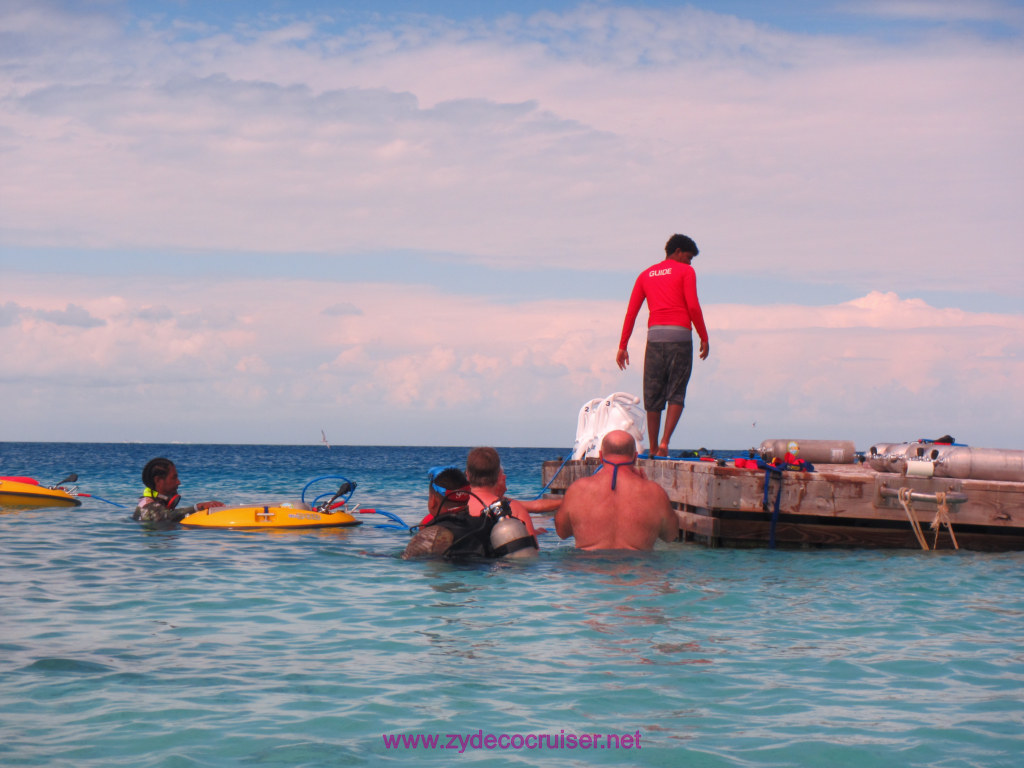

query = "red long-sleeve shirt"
[618,259,708,350]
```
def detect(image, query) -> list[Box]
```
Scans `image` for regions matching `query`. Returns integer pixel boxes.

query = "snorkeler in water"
[132,457,224,526]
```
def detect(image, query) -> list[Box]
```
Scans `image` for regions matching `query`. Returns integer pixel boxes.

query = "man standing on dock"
[555,430,678,550]
[616,234,709,457]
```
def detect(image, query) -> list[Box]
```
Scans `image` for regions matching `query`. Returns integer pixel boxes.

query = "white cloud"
[696,291,1023,447]
[0,1,1021,296]
[0,2,1020,447]
[1,275,1020,447]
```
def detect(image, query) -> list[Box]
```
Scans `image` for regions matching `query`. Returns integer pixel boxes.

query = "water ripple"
[2,444,1023,767]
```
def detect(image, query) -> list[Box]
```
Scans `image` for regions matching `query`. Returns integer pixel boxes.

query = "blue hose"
[357,508,409,530]
[301,475,355,506]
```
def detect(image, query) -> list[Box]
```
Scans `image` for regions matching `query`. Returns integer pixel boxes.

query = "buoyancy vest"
[426,509,499,560]
[133,489,184,522]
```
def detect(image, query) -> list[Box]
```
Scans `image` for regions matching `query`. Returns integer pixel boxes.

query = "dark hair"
[431,467,469,493]
[429,467,471,508]
[466,447,501,486]
[665,234,699,257]
[142,457,175,491]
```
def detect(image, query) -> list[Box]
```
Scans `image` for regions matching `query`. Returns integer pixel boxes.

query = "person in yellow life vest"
[132,457,224,526]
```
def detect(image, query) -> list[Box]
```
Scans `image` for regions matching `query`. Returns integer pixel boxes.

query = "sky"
[1,0,1022,451]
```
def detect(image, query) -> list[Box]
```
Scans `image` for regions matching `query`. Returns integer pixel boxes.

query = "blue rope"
[761,464,784,549]
[532,449,573,500]
[86,494,128,509]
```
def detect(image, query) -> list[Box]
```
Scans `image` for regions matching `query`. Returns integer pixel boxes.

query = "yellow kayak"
[180,502,362,529]
[0,476,83,509]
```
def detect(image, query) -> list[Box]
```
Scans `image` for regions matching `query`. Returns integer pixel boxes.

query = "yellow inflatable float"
[0,475,83,509]
[180,501,361,529]
[178,476,407,531]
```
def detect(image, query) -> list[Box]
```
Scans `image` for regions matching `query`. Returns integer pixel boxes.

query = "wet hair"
[665,234,699,257]
[142,457,175,491]
[466,447,502,487]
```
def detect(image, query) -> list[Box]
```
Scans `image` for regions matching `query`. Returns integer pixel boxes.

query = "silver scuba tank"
[931,446,1024,482]
[866,442,939,473]
[486,499,538,558]
[759,439,857,465]
[865,442,1024,482]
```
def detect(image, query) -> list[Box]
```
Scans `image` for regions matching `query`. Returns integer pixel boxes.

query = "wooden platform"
[541,457,1024,551]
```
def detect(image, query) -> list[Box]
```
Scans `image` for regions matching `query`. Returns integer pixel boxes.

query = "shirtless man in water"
[554,430,678,550]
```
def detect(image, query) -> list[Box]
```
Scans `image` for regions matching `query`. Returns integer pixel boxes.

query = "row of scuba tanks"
[758,439,1024,483]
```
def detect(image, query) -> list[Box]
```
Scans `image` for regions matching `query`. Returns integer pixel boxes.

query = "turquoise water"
[2,442,1022,767]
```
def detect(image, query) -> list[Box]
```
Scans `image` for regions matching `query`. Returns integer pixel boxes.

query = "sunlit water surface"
[2,443,1022,767]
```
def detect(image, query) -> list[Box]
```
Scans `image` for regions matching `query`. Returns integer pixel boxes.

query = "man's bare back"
[554,431,678,551]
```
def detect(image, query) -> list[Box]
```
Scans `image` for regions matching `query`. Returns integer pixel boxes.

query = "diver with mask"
[403,466,538,560]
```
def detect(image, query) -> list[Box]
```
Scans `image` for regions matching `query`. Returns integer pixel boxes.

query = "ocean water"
[1,442,1022,768]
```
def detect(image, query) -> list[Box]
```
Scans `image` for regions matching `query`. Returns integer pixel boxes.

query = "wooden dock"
[541,457,1024,551]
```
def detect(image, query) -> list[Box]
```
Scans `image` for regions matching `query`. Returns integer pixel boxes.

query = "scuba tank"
[485,499,538,558]
[760,439,857,465]
[867,442,1024,482]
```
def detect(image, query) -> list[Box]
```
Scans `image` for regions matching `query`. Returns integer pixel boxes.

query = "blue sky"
[2,0,1022,449]
[107,0,1024,38]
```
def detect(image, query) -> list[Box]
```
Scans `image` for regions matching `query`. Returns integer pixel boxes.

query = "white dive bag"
[571,392,646,460]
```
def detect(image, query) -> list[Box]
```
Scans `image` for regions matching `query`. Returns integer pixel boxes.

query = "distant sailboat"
[321,430,331,449]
